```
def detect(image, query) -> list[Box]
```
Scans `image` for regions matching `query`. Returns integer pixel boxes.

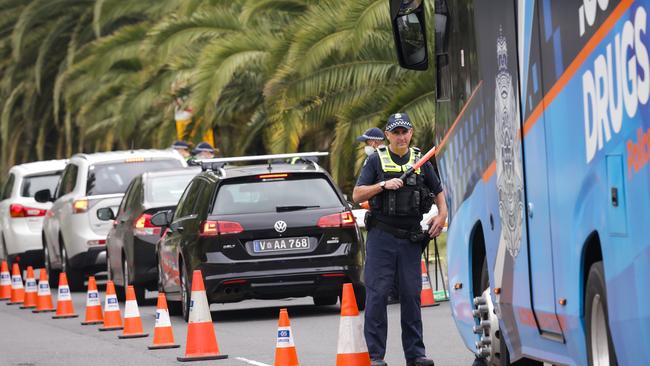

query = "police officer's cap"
[193,142,215,154]
[171,140,190,149]
[356,127,385,142]
[385,112,413,131]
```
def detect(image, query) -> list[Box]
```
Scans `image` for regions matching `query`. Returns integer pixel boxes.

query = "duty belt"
[370,219,428,243]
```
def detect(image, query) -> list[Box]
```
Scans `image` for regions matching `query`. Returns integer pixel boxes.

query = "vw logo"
[274,220,287,233]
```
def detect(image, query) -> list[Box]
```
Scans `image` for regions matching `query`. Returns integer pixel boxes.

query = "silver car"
[38,150,186,289]
[0,160,67,267]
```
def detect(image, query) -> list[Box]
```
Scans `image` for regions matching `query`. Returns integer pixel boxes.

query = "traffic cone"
[98,280,123,331]
[52,272,78,319]
[7,263,24,305]
[274,308,299,366]
[0,260,11,301]
[335,283,371,366]
[148,293,180,349]
[19,266,37,309]
[118,285,148,339]
[81,276,103,325]
[420,259,439,308]
[177,270,228,362]
[32,270,55,313]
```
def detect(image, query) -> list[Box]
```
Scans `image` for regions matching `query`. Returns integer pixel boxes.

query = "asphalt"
[0,288,475,366]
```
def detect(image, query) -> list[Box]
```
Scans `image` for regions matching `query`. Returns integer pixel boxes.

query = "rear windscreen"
[21,173,62,198]
[213,177,343,215]
[146,174,196,205]
[87,160,183,196]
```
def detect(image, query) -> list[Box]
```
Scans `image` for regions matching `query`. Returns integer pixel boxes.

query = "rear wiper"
[276,205,320,212]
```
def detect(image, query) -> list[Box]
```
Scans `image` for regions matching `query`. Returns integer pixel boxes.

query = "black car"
[98,168,200,302]
[153,155,365,320]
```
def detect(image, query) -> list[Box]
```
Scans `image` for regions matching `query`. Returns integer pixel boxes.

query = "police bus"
[389,0,650,365]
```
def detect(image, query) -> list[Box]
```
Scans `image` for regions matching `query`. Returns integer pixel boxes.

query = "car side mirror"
[390,0,428,70]
[34,189,53,203]
[151,210,172,227]
[96,207,115,221]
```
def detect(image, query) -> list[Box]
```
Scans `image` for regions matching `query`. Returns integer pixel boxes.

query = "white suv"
[38,150,186,289]
[0,160,68,267]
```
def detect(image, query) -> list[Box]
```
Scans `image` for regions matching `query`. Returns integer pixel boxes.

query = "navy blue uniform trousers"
[364,227,425,361]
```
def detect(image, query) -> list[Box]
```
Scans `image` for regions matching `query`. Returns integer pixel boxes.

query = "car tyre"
[42,236,60,288]
[61,244,85,292]
[180,261,191,322]
[122,255,146,304]
[586,261,618,366]
[355,285,366,311]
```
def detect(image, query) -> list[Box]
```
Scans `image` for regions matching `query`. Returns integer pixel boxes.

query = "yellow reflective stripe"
[378,147,421,173]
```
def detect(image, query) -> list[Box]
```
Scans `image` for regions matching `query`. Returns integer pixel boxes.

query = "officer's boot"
[407,357,435,366]
[371,359,388,366]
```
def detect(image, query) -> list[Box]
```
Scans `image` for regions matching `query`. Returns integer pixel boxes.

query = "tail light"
[9,204,47,218]
[72,199,88,214]
[317,211,356,228]
[199,220,244,236]
[134,214,161,236]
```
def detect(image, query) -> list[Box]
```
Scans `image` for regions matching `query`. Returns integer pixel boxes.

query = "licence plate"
[253,237,310,253]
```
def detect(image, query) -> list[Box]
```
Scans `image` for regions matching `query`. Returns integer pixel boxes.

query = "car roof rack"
[198,152,329,176]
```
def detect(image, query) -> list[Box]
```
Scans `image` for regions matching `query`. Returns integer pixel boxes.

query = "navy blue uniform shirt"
[356,148,443,229]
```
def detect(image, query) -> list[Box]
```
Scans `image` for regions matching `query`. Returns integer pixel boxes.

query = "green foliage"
[0,0,436,193]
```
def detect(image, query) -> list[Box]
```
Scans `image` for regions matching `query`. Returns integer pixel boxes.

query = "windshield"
[87,160,183,196]
[21,173,62,198]
[146,173,197,205]
[213,177,343,215]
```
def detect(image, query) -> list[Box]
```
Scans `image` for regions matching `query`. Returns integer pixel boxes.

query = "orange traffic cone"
[52,272,78,319]
[118,286,148,339]
[19,266,37,309]
[420,259,439,308]
[177,270,227,362]
[98,280,123,331]
[32,270,55,313]
[148,293,180,349]
[81,276,103,325]
[0,260,11,301]
[7,263,24,305]
[336,283,371,366]
[274,308,299,366]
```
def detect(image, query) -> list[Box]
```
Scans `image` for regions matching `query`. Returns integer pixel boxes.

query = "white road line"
[235,356,272,366]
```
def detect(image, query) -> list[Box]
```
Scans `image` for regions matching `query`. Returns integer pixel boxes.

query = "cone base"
[118,333,149,339]
[6,301,23,305]
[421,303,440,308]
[19,305,36,309]
[177,354,228,362]
[52,314,79,319]
[148,344,180,350]
[33,308,56,313]
[99,326,124,332]
[81,320,104,325]
[0,298,9,301]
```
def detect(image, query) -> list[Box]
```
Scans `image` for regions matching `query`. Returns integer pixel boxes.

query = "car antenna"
[267,159,273,172]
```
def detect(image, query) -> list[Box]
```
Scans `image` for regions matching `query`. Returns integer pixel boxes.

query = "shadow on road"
[210,303,340,323]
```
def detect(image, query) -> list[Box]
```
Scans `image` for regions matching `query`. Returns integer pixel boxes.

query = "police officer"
[192,141,216,159]
[353,112,447,366]
[357,127,386,156]
[171,140,191,160]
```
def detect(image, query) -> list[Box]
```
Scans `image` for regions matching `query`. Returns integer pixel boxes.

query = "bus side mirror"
[390,0,429,70]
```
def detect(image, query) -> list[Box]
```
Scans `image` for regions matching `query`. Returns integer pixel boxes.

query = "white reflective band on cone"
[11,275,23,289]
[337,315,369,354]
[25,280,37,292]
[38,282,51,295]
[188,290,212,323]
[86,291,101,306]
[58,286,72,301]
[0,273,10,285]
[276,326,295,348]
[422,274,431,289]
[105,295,120,311]
[124,300,140,318]
[155,309,172,327]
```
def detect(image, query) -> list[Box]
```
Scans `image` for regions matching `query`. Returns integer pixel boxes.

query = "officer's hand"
[384,178,404,190]
[427,214,446,238]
